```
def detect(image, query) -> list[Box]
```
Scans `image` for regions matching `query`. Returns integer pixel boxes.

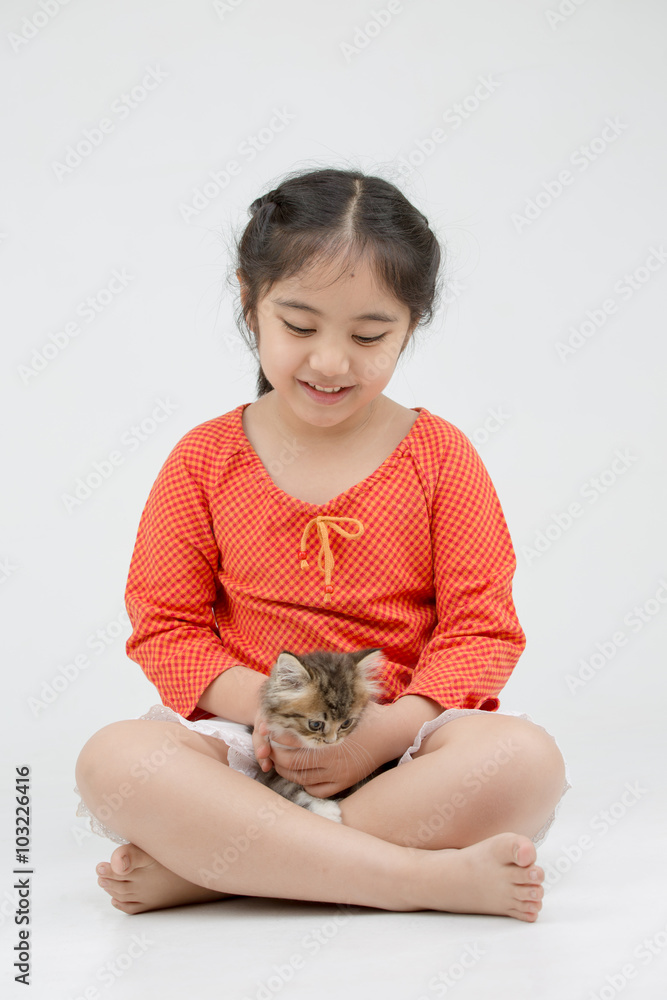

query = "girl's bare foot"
[94,833,543,921]
[95,843,236,914]
[411,832,545,922]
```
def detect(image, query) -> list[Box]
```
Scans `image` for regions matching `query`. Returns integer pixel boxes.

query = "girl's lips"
[298,379,355,403]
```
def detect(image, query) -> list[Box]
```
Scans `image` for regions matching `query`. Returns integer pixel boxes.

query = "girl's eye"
[283,321,313,334]
[282,321,386,344]
[308,720,324,732]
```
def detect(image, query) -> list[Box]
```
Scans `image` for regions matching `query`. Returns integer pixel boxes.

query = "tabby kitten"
[255,647,385,822]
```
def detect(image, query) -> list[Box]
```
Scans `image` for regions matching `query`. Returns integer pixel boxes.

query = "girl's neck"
[259,391,387,449]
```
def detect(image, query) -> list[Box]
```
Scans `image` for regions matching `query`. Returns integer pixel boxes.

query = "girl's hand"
[251,698,307,770]
[251,706,276,773]
[265,702,393,799]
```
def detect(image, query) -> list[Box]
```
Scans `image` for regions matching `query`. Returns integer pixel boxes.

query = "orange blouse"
[124,403,526,721]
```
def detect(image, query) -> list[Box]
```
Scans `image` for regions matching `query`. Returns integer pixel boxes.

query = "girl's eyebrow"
[270,297,398,324]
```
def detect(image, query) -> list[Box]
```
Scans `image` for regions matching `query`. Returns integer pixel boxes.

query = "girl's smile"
[296,379,356,403]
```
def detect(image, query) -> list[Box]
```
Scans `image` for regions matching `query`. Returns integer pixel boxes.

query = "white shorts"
[74,704,572,849]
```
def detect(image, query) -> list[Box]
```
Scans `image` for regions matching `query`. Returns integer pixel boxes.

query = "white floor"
[4,717,665,1000]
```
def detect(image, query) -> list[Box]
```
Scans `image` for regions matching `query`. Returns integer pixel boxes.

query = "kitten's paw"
[306,798,343,822]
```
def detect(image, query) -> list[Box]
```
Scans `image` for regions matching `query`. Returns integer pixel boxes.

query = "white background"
[1,1,665,998]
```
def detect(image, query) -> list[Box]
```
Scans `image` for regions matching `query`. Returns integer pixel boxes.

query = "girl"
[75,167,570,921]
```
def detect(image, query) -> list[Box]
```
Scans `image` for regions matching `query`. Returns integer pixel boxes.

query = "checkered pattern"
[125,403,526,720]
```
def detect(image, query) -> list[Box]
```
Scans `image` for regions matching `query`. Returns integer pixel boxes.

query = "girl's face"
[245,254,417,432]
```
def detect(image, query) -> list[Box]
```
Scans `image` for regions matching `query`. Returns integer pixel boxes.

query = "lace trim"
[73,786,130,845]
[137,704,260,778]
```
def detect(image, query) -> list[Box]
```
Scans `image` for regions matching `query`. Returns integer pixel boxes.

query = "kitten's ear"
[354,648,385,699]
[272,651,310,690]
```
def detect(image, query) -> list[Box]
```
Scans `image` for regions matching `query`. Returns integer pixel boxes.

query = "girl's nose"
[308,340,350,378]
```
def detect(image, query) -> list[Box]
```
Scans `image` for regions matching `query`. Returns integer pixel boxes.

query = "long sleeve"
[394,423,526,711]
[124,430,241,719]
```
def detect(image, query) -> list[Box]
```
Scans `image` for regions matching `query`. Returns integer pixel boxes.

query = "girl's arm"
[394,421,526,713]
[124,428,254,720]
[197,665,266,725]
[362,692,443,759]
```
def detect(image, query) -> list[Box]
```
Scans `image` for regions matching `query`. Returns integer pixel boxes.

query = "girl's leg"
[339,713,567,848]
[75,719,545,921]
[81,720,236,912]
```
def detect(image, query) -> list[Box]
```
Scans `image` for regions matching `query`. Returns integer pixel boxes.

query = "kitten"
[255,647,385,822]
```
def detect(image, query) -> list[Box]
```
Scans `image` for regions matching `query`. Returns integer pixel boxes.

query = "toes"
[514,884,544,902]
[508,896,542,921]
[521,896,543,915]
[110,897,144,914]
[99,875,145,901]
[509,906,539,923]
[525,865,544,885]
[97,877,116,896]
[98,876,129,897]
[512,836,537,869]
[110,842,152,876]
[512,862,544,885]
[110,844,133,875]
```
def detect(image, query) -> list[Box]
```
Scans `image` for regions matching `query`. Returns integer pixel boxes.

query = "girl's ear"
[407,314,421,337]
[399,316,420,356]
[237,271,258,337]
[237,269,248,308]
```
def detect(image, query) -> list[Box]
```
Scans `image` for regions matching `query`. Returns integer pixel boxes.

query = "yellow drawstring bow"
[298,515,364,603]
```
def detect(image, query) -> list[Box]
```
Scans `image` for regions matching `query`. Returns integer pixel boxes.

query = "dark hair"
[229,166,444,398]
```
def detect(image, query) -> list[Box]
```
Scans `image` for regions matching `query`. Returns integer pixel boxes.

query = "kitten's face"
[261,648,383,747]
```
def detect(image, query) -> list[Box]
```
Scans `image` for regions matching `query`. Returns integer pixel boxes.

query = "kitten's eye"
[339,719,352,730]
[308,720,324,732]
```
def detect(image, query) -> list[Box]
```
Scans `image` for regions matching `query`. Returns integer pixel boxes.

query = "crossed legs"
[75,713,566,920]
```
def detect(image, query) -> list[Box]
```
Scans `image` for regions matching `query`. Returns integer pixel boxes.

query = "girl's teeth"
[308,383,342,393]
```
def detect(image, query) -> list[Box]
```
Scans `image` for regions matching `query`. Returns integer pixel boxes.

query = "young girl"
[75,167,570,921]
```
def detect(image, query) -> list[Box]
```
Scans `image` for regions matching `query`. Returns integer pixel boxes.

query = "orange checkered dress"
[124,404,526,721]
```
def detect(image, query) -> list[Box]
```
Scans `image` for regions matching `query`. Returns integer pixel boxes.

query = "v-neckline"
[236,402,427,510]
